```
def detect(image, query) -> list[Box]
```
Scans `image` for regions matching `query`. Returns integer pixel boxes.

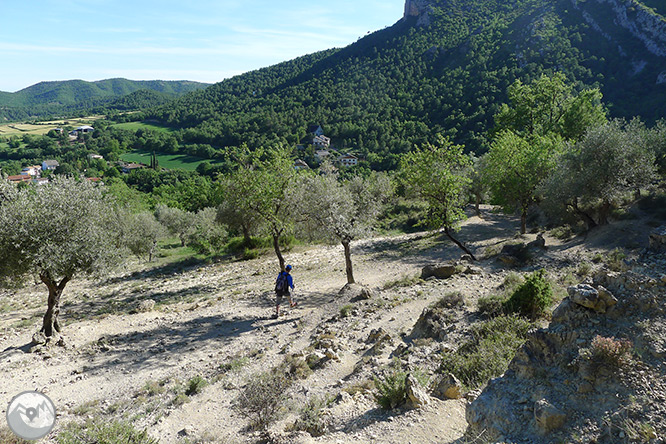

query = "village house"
[33,178,49,186]
[121,163,145,174]
[308,124,324,137]
[313,135,331,149]
[88,154,104,160]
[294,159,310,170]
[20,165,42,177]
[338,154,359,167]
[6,175,32,184]
[315,150,332,163]
[42,160,59,171]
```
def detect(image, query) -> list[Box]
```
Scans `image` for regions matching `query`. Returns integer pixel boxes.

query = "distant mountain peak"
[403,0,432,25]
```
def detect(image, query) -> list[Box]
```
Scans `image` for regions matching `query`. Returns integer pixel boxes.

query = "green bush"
[57,419,158,444]
[185,375,209,396]
[440,315,533,389]
[339,304,354,318]
[477,293,507,318]
[503,269,553,319]
[373,369,408,410]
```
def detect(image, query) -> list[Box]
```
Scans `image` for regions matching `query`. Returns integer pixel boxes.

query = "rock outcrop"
[403,0,432,26]
[466,264,666,442]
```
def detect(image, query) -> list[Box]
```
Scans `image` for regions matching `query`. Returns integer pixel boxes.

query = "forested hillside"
[148,0,666,168]
[0,79,209,121]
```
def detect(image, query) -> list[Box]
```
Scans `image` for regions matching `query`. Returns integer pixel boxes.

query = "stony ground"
[0,205,662,444]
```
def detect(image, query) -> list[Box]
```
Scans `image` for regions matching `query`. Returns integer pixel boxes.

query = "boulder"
[649,225,666,252]
[405,373,430,408]
[339,283,376,300]
[421,263,462,280]
[433,373,463,400]
[534,399,566,434]
[567,284,617,314]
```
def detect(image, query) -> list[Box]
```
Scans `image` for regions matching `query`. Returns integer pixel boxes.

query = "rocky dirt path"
[0,208,539,443]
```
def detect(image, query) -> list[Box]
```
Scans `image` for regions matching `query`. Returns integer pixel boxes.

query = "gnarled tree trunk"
[341,239,355,284]
[444,226,477,261]
[272,233,286,272]
[39,273,71,338]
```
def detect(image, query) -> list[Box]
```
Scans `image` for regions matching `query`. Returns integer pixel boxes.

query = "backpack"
[275,272,289,293]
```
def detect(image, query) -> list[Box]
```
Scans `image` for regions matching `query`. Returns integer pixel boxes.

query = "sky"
[0,0,405,92]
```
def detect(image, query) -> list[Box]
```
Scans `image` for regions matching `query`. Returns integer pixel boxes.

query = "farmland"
[0,117,102,136]
[119,150,218,171]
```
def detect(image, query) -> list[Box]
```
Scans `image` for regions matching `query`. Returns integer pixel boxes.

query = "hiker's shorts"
[275,290,290,306]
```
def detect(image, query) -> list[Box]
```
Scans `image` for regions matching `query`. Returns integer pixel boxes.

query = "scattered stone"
[339,283,376,301]
[405,373,430,408]
[324,349,340,361]
[421,263,463,280]
[367,328,390,343]
[649,225,666,252]
[433,373,463,400]
[534,399,566,434]
[567,284,617,314]
[135,299,156,313]
[306,351,328,369]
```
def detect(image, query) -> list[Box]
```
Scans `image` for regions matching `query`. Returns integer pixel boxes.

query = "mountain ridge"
[144,0,666,165]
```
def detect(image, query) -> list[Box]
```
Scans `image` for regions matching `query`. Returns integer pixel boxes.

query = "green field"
[111,121,175,133]
[120,151,217,171]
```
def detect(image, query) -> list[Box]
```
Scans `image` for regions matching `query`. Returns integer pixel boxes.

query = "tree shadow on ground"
[62,282,217,322]
[245,290,338,313]
[79,313,259,373]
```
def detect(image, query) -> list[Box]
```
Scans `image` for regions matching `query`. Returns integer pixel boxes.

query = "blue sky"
[0,0,405,92]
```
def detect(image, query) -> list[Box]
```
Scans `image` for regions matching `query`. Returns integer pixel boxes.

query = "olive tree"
[217,146,297,271]
[483,131,560,234]
[122,211,167,262]
[0,177,125,340]
[296,172,391,284]
[400,136,476,259]
[540,120,657,229]
[155,204,192,247]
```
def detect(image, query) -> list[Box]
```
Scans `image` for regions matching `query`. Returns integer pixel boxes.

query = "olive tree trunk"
[272,233,286,272]
[341,239,355,284]
[39,273,71,338]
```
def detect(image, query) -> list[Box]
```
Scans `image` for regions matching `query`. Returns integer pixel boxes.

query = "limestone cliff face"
[580,0,666,56]
[403,0,432,26]
[573,0,666,83]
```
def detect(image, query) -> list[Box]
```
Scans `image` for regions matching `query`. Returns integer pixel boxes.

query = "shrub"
[0,426,30,444]
[581,335,633,369]
[440,315,533,389]
[373,369,408,410]
[339,304,354,318]
[503,269,553,319]
[185,375,209,396]
[477,293,507,318]
[292,396,332,437]
[232,369,292,430]
[57,419,158,444]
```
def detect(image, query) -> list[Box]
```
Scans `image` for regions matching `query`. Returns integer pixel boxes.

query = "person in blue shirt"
[274,264,296,318]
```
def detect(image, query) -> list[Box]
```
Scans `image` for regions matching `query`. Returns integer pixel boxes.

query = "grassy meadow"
[120,150,218,171]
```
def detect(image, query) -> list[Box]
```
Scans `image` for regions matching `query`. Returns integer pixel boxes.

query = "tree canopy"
[0,177,125,338]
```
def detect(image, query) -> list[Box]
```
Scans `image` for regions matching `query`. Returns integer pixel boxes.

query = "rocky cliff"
[573,0,666,84]
[403,0,432,26]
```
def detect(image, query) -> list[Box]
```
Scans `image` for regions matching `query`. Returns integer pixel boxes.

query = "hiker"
[274,264,296,318]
